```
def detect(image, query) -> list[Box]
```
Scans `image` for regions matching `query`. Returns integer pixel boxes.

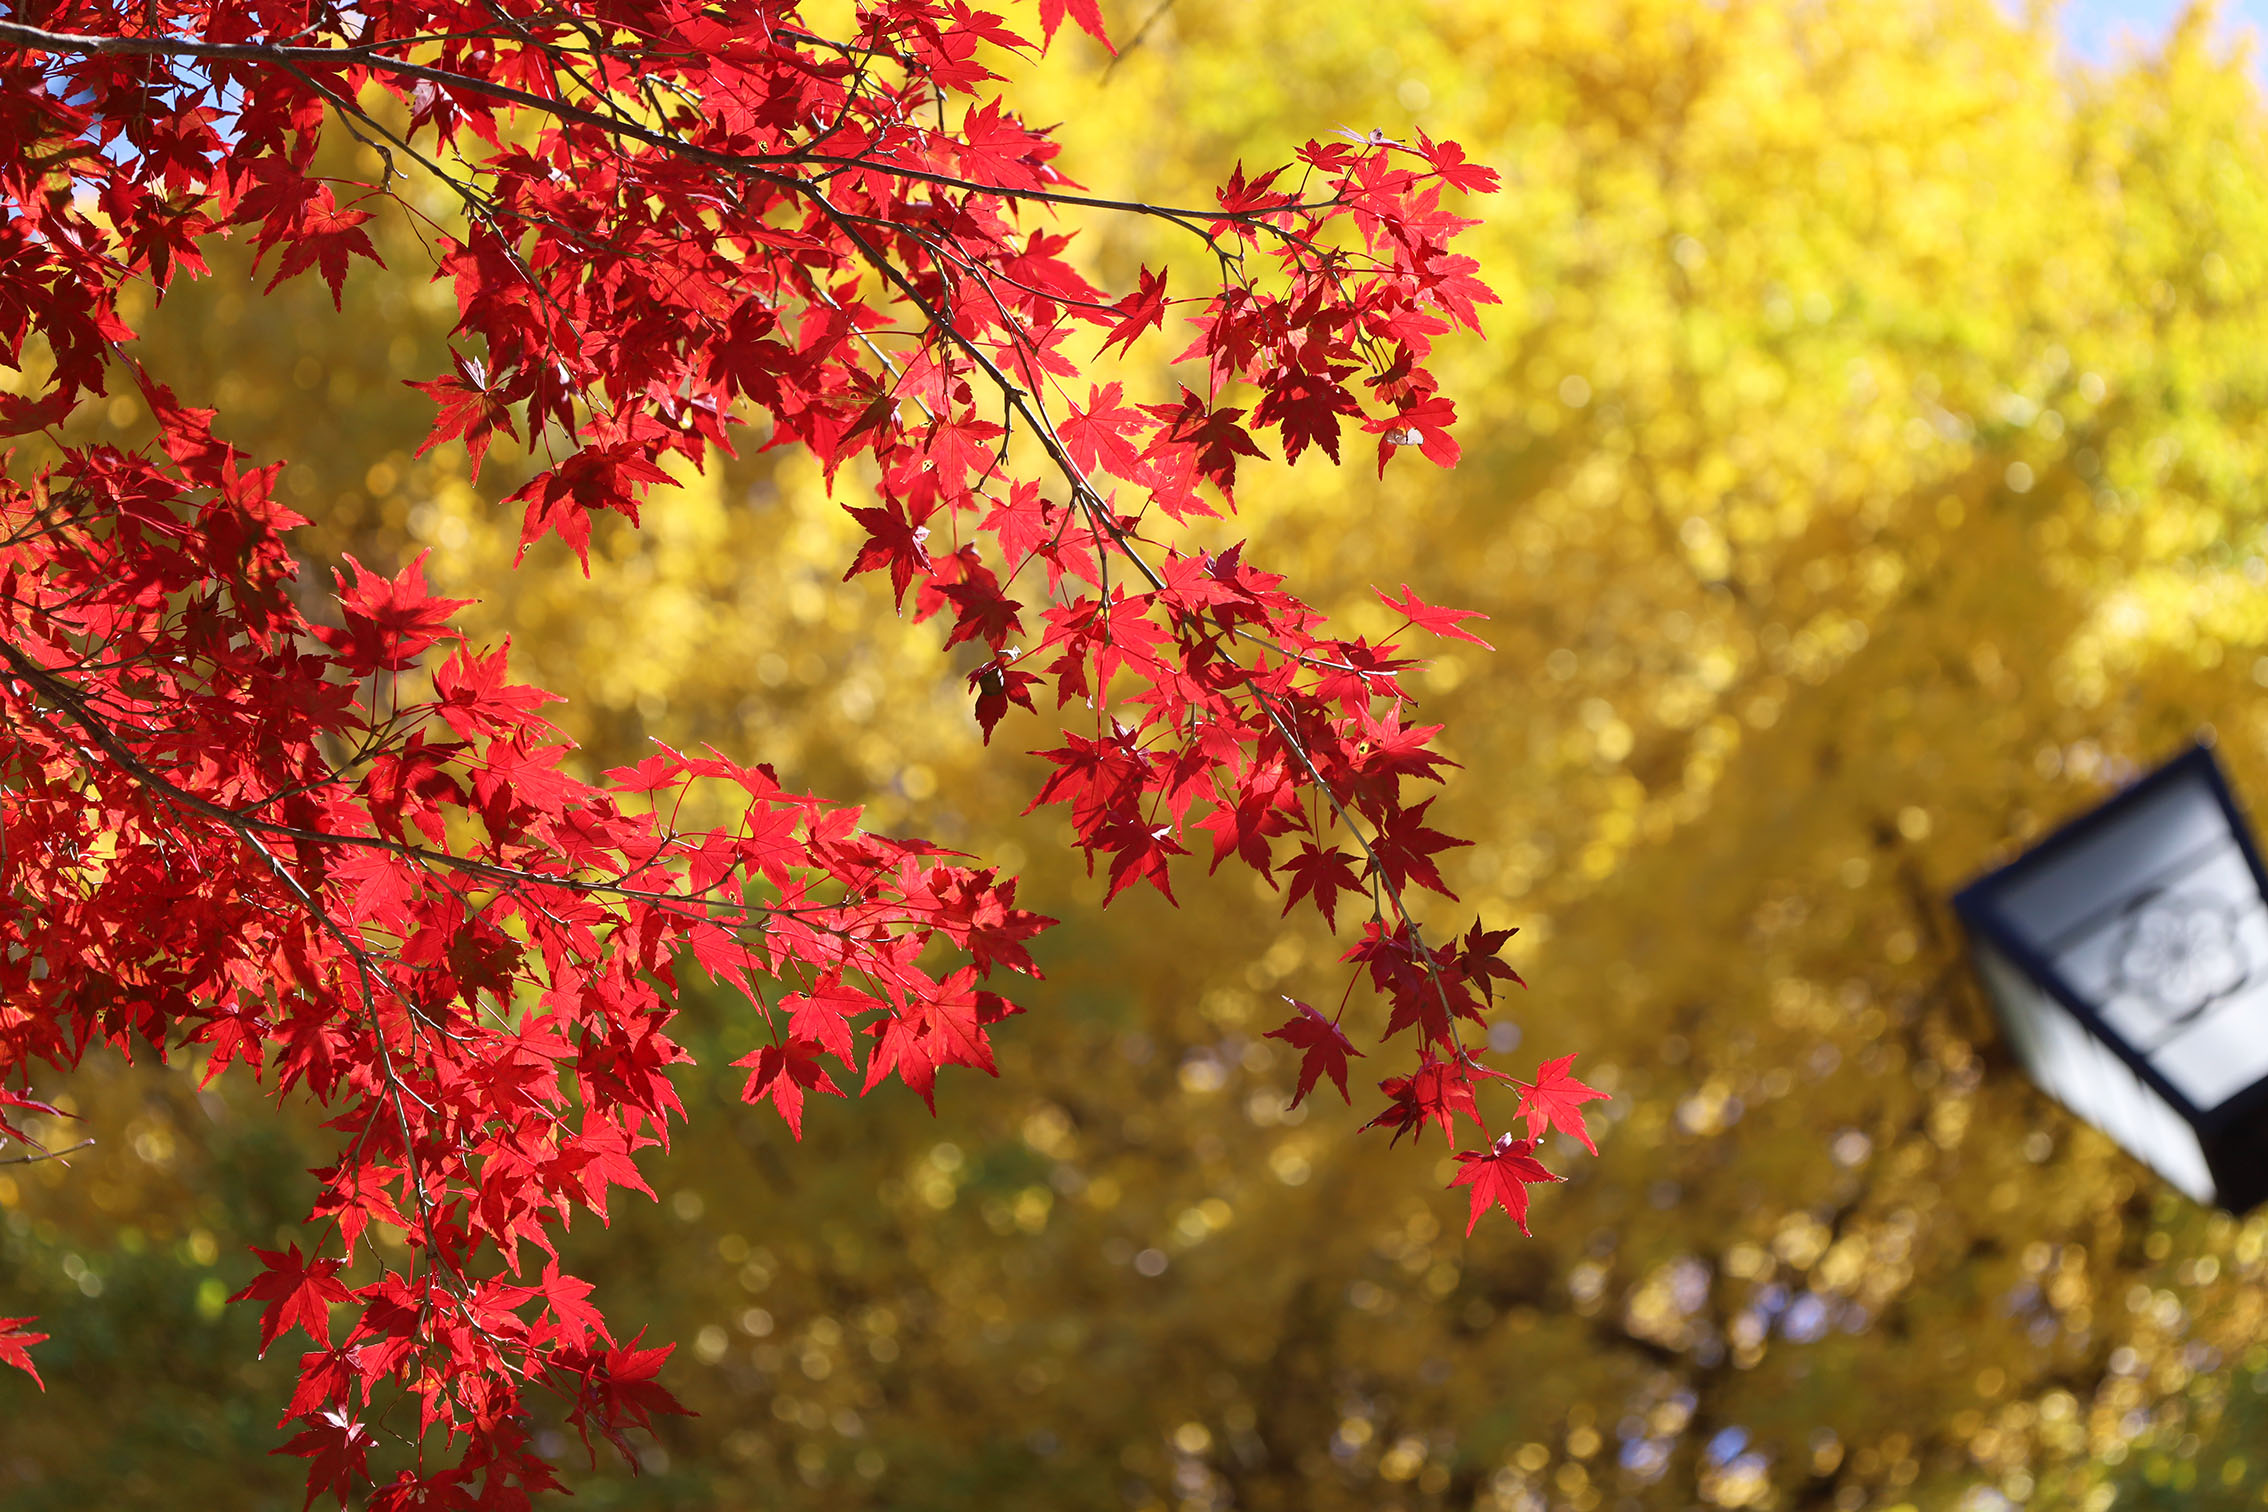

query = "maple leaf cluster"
[1,373,1047,1496]
[0,0,1598,1500]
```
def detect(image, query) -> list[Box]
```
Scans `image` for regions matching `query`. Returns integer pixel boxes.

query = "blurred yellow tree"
[9,1,2268,1509]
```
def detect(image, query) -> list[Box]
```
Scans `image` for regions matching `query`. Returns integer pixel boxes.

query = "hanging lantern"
[1954,744,2268,1212]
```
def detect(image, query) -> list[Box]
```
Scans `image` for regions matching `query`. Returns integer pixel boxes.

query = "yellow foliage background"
[8,1,2268,1509]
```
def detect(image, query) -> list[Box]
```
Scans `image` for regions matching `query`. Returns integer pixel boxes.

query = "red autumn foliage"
[1451,1133,1563,1237]
[0,0,1598,1500]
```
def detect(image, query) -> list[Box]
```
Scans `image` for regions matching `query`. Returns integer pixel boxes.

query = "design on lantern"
[2109,889,2251,1036]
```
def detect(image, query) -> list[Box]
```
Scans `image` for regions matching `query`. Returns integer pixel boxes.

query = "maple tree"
[0,0,1587,1500]
[14,1,2268,1507]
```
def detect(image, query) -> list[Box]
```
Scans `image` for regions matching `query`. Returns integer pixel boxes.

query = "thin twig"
[0,1138,95,1166]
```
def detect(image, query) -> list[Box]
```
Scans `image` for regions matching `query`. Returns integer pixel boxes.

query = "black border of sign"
[1951,742,2268,1144]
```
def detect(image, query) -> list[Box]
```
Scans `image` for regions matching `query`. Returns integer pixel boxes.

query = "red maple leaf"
[1144,387,1267,500]
[1037,0,1114,50]
[538,1261,614,1349]
[284,1344,355,1421]
[564,1331,692,1464]
[1515,1053,1609,1154]
[305,1160,409,1260]
[1456,916,1527,1007]
[1100,265,1168,355]
[0,1316,48,1389]
[1280,841,1365,930]
[844,500,932,607]
[1361,1057,1483,1147]
[1449,1133,1562,1235]
[433,639,554,741]
[229,1243,355,1354]
[1061,381,1147,480]
[1366,797,1471,898]
[278,1409,375,1511]
[0,389,76,437]
[968,657,1040,743]
[1095,814,1186,903]
[239,172,382,309]
[506,446,674,567]
[1264,997,1363,1107]
[1375,583,1495,649]
[1371,393,1462,473]
[1212,161,1293,224]
[927,548,1026,650]
[954,98,1061,191]
[981,480,1059,573]
[1415,128,1502,194]
[0,1084,63,1149]
[1252,364,1362,464]
[861,971,1008,1110]
[732,1037,844,1138]
[315,552,470,673]
[408,349,519,479]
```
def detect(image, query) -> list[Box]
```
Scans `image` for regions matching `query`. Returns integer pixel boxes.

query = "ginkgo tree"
[0,0,1593,1501]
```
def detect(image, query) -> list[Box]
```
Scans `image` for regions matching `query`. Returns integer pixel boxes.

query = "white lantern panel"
[1975,941,2216,1203]
[1987,770,2268,1113]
